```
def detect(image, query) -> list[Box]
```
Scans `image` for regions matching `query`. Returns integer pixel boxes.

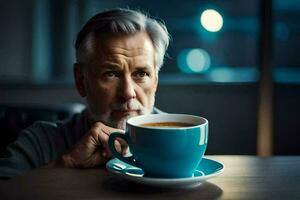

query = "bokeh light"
[200,9,223,32]
[177,48,211,73]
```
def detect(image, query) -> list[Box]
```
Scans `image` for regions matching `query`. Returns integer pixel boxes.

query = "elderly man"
[0,8,169,179]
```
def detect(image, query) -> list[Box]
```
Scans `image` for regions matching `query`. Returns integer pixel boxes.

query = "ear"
[154,74,159,92]
[73,63,87,97]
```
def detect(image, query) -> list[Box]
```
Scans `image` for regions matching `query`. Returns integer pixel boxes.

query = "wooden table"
[0,156,299,200]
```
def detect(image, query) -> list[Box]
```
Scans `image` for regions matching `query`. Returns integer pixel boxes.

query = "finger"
[90,122,113,152]
[91,122,126,158]
[122,146,129,156]
[116,138,129,155]
[92,122,123,141]
[94,122,124,145]
[99,133,125,158]
[89,123,105,146]
[96,122,125,136]
[114,140,122,154]
[86,123,109,159]
[97,131,111,157]
[97,130,122,158]
[91,150,109,167]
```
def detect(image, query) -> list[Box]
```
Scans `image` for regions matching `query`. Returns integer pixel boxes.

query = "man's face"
[74,32,158,129]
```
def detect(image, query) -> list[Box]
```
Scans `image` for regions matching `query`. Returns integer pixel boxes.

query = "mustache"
[110,99,143,111]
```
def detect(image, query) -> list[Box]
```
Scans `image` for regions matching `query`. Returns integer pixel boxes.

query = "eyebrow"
[100,62,121,70]
[98,61,154,73]
[134,66,152,71]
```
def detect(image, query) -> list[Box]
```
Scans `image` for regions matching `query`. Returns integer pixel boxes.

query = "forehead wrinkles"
[93,46,154,66]
[106,47,154,59]
[87,32,156,68]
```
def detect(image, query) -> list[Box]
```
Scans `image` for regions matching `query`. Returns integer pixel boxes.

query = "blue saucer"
[106,157,224,188]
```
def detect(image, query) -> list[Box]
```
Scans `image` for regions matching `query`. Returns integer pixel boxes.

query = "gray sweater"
[0,108,162,179]
[0,109,88,179]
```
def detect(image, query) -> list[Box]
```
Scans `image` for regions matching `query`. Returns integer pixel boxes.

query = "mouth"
[113,110,139,115]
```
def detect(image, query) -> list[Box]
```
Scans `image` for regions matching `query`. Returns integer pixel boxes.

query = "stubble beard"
[88,97,155,130]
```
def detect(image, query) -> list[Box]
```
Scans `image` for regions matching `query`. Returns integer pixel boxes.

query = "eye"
[137,72,147,77]
[103,71,119,78]
[133,71,149,79]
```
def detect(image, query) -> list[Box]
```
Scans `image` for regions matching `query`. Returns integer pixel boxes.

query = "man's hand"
[46,122,128,168]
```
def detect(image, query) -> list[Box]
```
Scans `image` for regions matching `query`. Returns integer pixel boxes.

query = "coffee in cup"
[108,114,208,178]
[141,122,195,128]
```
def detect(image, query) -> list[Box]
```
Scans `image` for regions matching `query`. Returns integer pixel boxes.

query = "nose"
[118,76,136,102]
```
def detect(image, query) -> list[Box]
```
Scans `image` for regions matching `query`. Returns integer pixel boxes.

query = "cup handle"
[108,132,137,167]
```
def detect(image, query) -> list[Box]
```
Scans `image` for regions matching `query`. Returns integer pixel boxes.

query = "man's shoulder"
[24,120,59,134]
[13,110,87,157]
[22,109,86,136]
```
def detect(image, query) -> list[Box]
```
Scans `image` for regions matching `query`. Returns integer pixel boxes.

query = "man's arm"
[0,120,127,179]
[45,122,128,168]
[0,121,59,179]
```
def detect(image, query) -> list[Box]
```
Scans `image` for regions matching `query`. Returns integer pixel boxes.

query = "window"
[0,0,260,84]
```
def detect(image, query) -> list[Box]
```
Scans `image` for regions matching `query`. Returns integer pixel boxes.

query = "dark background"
[0,0,299,155]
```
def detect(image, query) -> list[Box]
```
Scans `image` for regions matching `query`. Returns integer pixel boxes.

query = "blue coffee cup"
[108,114,208,178]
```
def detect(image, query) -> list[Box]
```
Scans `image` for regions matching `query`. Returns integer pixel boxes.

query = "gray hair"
[75,8,170,72]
